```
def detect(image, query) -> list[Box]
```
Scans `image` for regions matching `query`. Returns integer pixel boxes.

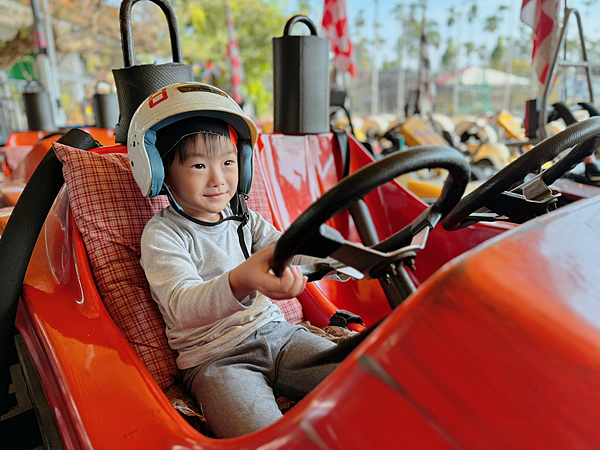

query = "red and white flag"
[225,2,245,105]
[520,0,560,88]
[322,0,357,77]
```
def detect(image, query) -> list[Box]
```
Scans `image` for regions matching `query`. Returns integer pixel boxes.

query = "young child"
[128,83,341,438]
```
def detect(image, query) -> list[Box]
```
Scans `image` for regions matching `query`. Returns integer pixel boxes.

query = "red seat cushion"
[54,142,303,390]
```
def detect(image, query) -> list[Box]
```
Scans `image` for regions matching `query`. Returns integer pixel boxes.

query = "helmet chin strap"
[162,185,250,259]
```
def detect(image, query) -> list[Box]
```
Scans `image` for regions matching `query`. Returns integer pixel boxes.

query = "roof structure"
[436,66,531,87]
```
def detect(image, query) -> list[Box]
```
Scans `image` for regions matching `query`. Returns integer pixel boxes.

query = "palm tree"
[392,1,408,114]
[353,9,370,70]
[491,36,507,70]
[464,42,477,66]
[450,2,464,116]
[371,0,380,115]
[482,5,508,51]
[463,0,479,68]
[441,6,457,71]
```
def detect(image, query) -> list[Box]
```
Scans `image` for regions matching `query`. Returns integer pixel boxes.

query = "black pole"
[30,0,48,55]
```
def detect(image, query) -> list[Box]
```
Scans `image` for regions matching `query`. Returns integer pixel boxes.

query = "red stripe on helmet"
[228,124,238,145]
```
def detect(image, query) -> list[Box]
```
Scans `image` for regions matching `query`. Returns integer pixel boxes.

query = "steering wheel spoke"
[331,239,423,278]
[486,186,558,223]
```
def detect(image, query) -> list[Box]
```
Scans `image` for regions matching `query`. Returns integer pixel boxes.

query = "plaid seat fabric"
[54,143,303,390]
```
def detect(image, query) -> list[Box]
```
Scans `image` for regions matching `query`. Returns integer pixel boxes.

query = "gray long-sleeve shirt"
[140,205,287,370]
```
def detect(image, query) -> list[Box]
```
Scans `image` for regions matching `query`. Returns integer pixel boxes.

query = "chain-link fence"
[352,66,600,120]
[0,78,27,143]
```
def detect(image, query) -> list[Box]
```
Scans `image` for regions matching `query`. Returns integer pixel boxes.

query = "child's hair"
[155,117,238,169]
[163,133,236,169]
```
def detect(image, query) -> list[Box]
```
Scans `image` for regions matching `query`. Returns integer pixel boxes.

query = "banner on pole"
[322,0,357,77]
[520,0,560,87]
[225,2,245,105]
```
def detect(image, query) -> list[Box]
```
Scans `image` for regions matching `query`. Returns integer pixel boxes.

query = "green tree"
[463,0,479,67]
[480,5,509,68]
[173,0,290,117]
[494,19,532,78]
[441,5,458,72]
[422,19,441,49]
[447,6,456,28]
[467,2,478,23]
[490,35,506,70]
[392,1,440,67]
[476,43,488,64]
[441,41,457,70]
[484,15,501,34]
[464,42,476,66]
[353,9,371,71]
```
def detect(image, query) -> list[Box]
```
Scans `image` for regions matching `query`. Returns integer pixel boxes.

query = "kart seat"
[52,142,305,391]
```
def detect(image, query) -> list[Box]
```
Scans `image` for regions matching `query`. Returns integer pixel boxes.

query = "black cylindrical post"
[22,81,55,131]
[272,16,330,134]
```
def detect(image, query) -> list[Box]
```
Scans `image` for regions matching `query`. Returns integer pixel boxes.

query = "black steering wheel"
[271,146,470,308]
[441,117,600,231]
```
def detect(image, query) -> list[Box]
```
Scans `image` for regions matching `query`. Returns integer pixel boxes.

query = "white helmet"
[127,82,257,199]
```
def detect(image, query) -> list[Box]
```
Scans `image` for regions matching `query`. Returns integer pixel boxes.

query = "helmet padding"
[127,82,257,200]
[155,117,236,160]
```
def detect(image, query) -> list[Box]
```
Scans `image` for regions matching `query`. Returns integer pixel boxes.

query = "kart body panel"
[1,131,52,177]
[1,128,115,173]
[12,143,600,448]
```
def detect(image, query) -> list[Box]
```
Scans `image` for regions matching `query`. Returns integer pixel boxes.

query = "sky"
[289,0,600,71]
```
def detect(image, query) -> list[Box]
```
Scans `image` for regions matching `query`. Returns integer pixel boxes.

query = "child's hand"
[229,246,307,301]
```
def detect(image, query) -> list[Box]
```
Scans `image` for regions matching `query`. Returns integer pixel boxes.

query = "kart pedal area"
[0,335,63,450]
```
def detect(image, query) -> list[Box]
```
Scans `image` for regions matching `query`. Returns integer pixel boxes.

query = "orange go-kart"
[1,128,115,175]
[0,128,115,208]
[3,0,600,447]
[1,107,600,448]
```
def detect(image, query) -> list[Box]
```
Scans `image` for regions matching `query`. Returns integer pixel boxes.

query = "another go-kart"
[442,117,600,230]
[511,6,600,206]
[0,128,115,176]
[0,133,64,208]
[0,128,115,209]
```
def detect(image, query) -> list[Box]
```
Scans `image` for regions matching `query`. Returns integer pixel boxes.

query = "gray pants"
[183,321,338,438]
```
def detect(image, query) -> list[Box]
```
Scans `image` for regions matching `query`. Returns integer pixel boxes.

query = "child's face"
[165,140,238,222]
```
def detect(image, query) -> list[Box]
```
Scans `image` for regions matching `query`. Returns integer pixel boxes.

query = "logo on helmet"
[149,88,168,108]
